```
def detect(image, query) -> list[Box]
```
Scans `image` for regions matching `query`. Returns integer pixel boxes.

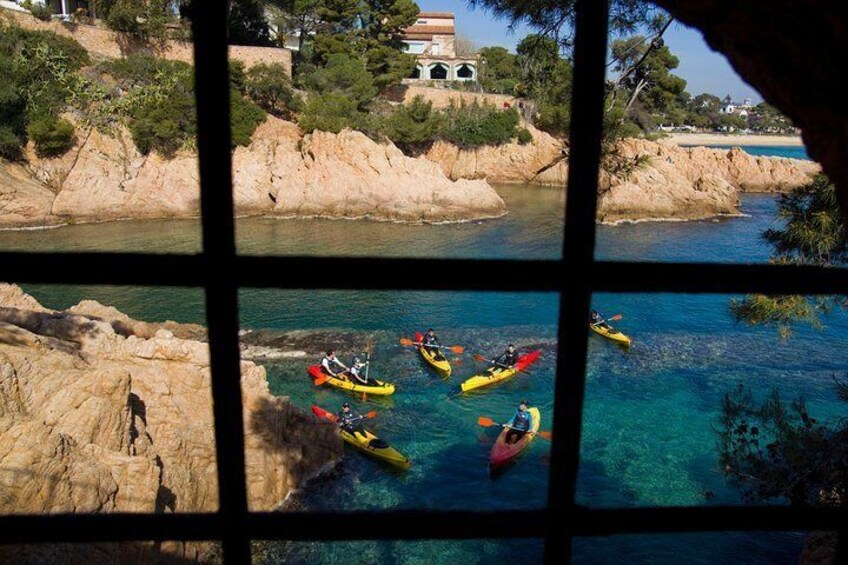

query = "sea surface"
[2,147,841,564]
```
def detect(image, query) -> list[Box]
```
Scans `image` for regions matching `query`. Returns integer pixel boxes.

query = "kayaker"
[421,329,445,359]
[320,350,348,378]
[589,310,605,326]
[337,402,365,435]
[349,357,369,385]
[492,344,519,369]
[504,401,534,444]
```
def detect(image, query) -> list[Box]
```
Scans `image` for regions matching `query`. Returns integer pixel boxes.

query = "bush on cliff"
[299,93,371,134]
[229,90,266,147]
[244,63,302,120]
[27,115,76,157]
[301,54,378,111]
[439,101,521,148]
[378,95,443,150]
[105,0,176,39]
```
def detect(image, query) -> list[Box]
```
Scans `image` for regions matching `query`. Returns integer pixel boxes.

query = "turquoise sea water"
[681,144,809,160]
[2,147,842,563]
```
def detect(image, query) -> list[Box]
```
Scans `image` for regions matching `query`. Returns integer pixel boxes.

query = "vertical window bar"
[544,0,610,563]
[190,2,250,563]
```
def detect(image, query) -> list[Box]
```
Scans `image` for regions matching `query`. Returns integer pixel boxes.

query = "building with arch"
[400,12,478,82]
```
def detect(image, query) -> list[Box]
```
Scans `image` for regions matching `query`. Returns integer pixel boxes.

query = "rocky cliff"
[425,127,819,222]
[0,116,505,229]
[0,284,342,561]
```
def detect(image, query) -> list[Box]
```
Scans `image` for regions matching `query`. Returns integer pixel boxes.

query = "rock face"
[425,130,818,222]
[0,284,341,559]
[2,116,505,227]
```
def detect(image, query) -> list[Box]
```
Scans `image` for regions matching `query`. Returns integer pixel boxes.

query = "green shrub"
[105,0,143,34]
[379,95,442,149]
[245,63,301,119]
[298,92,369,134]
[128,68,196,156]
[105,0,174,39]
[230,90,266,147]
[24,0,53,21]
[440,102,521,147]
[516,128,533,145]
[301,54,377,110]
[229,60,247,92]
[0,126,23,160]
[27,115,75,157]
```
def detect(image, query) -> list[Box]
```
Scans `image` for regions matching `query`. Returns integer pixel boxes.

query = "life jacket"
[513,409,531,431]
[338,410,356,426]
[321,355,337,373]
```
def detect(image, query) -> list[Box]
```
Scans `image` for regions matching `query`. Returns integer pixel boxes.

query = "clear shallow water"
[2,147,841,563]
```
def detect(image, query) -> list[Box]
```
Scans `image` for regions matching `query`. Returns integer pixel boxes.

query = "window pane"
[0,5,201,252]
[598,16,824,265]
[255,539,543,564]
[580,293,848,508]
[0,283,216,514]
[239,290,557,511]
[232,1,569,259]
[573,532,808,564]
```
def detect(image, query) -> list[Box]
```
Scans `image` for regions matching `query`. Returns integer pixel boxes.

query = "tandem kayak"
[589,322,632,347]
[490,407,541,469]
[460,350,542,393]
[311,405,411,470]
[416,332,451,377]
[308,365,395,396]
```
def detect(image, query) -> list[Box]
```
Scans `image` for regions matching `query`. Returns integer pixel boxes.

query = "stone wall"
[385,84,515,109]
[0,6,292,75]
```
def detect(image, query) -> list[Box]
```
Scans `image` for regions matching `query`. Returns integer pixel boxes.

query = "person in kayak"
[349,357,369,385]
[337,402,365,435]
[491,344,519,370]
[589,310,606,327]
[421,329,446,360]
[320,350,349,378]
[504,401,534,444]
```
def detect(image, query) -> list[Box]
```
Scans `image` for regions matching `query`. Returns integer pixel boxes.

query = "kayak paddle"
[312,368,350,386]
[473,354,532,375]
[477,416,552,440]
[608,314,623,321]
[399,337,464,353]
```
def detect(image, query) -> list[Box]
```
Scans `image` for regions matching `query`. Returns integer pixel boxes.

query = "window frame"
[1,0,847,563]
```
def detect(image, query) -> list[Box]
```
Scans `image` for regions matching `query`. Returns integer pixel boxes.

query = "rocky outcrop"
[0,159,60,229]
[0,284,341,558]
[425,129,819,222]
[3,116,505,227]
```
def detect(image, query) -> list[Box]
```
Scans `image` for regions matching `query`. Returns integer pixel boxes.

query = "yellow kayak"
[312,406,411,470]
[460,350,541,392]
[419,345,451,377]
[308,365,395,396]
[590,323,632,346]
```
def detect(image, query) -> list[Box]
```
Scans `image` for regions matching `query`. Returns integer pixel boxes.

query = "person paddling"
[589,310,606,327]
[337,402,365,435]
[349,357,369,385]
[421,329,445,360]
[491,344,519,370]
[320,350,348,379]
[504,401,534,444]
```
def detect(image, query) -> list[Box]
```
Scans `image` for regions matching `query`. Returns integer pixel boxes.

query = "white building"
[400,12,477,81]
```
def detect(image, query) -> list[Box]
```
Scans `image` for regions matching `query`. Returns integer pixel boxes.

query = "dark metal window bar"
[0,0,847,563]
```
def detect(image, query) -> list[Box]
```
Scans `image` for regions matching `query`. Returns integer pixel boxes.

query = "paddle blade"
[449,345,465,353]
[399,338,415,346]
[608,314,623,321]
[454,358,463,366]
[365,410,377,419]
[473,354,487,363]
[477,416,496,427]
[313,375,327,386]
[539,431,553,440]
[362,392,367,402]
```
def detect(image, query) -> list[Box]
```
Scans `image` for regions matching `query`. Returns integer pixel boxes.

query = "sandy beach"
[667,133,804,147]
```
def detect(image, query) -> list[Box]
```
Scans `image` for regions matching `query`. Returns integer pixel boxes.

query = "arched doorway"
[428,63,449,80]
[410,65,423,79]
[455,63,476,80]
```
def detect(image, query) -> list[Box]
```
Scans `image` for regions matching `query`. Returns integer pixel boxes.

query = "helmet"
[342,403,350,409]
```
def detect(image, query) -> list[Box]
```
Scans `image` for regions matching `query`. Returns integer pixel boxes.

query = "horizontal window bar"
[2,253,847,295]
[1,507,846,544]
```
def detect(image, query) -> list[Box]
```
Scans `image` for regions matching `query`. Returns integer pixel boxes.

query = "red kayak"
[490,407,541,468]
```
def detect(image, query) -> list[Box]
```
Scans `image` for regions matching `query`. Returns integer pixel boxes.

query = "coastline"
[666,133,804,147]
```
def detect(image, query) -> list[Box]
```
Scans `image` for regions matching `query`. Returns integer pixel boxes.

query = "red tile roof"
[417,12,455,18]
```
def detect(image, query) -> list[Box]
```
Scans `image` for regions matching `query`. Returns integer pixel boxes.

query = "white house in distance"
[11,0,89,20]
[400,12,478,81]
[720,95,754,117]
